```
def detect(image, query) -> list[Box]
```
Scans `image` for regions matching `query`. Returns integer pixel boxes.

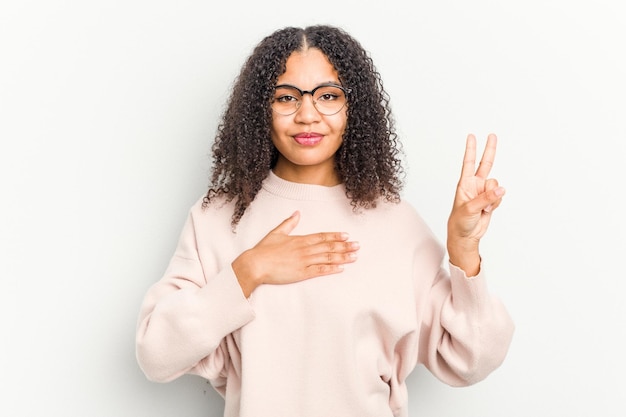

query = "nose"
[293,93,321,123]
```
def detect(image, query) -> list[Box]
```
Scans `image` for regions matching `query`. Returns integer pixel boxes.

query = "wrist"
[232,250,262,298]
[447,237,481,277]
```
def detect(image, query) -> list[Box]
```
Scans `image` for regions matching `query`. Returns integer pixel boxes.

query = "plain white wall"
[1,0,624,416]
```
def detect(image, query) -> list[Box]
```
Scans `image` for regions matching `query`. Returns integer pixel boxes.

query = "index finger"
[475,133,498,178]
[460,134,477,178]
[306,232,350,245]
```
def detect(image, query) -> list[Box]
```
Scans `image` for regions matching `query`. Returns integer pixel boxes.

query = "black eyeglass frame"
[271,82,352,116]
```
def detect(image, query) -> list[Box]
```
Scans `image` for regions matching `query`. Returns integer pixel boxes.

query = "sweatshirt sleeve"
[416,257,515,386]
[135,207,255,383]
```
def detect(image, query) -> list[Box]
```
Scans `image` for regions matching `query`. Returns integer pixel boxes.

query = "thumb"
[480,186,506,213]
[271,211,301,235]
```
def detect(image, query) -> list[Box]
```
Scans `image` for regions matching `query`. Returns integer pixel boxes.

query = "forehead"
[277,48,340,88]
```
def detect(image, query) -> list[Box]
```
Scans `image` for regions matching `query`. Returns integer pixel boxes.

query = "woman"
[136,25,514,417]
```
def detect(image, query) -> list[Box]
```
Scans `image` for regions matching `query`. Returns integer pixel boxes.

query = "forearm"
[136,266,255,381]
[447,236,481,277]
[421,265,515,386]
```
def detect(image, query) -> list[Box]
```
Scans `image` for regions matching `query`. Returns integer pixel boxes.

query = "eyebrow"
[275,81,343,89]
[275,83,346,96]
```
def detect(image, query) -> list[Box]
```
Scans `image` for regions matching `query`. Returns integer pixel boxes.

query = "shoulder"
[188,194,236,230]
[374,198,427,228]
[189,192,238,213]
[369,198,442,246]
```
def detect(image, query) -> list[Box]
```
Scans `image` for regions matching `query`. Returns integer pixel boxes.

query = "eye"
[317,92,340,102]
[274,86,301,104]
[314,86,344,103]
[275,94,298,103]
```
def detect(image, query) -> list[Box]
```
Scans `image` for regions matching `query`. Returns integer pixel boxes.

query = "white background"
[1,0,625,416]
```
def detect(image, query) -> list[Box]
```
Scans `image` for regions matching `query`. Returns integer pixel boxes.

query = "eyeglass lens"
[272,85,347,116]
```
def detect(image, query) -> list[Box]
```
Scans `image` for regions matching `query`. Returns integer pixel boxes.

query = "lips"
[294,132,323,146]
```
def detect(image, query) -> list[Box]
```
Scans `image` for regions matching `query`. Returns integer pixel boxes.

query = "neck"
[272,162,341,186]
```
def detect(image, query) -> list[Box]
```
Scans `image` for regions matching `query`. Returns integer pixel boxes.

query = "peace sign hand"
[447,133,505,276]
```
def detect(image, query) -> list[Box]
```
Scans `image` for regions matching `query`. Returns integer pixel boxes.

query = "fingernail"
[494,187,505,197]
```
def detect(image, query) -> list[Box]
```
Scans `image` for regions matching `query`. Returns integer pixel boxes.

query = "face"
[270,48,348,186]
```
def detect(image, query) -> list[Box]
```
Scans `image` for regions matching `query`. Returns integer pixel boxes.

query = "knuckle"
[316,264,329,274]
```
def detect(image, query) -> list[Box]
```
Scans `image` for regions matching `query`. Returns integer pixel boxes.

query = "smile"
[294,133,323,146]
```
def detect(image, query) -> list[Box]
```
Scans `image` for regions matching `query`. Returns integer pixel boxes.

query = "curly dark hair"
[203,25,405,226]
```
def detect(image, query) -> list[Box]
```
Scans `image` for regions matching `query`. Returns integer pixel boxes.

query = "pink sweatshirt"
[136,171,514,417]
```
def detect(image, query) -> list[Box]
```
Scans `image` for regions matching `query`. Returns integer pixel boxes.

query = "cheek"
[332,113,348,135]
[270,116,288,136]
[269,120,283,147]
[270,121,291,154]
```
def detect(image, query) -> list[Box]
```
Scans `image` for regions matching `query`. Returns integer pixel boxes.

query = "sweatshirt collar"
[262,170,347,201]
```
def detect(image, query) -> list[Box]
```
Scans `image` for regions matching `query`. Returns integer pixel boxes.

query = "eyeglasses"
[271,83,350,116]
